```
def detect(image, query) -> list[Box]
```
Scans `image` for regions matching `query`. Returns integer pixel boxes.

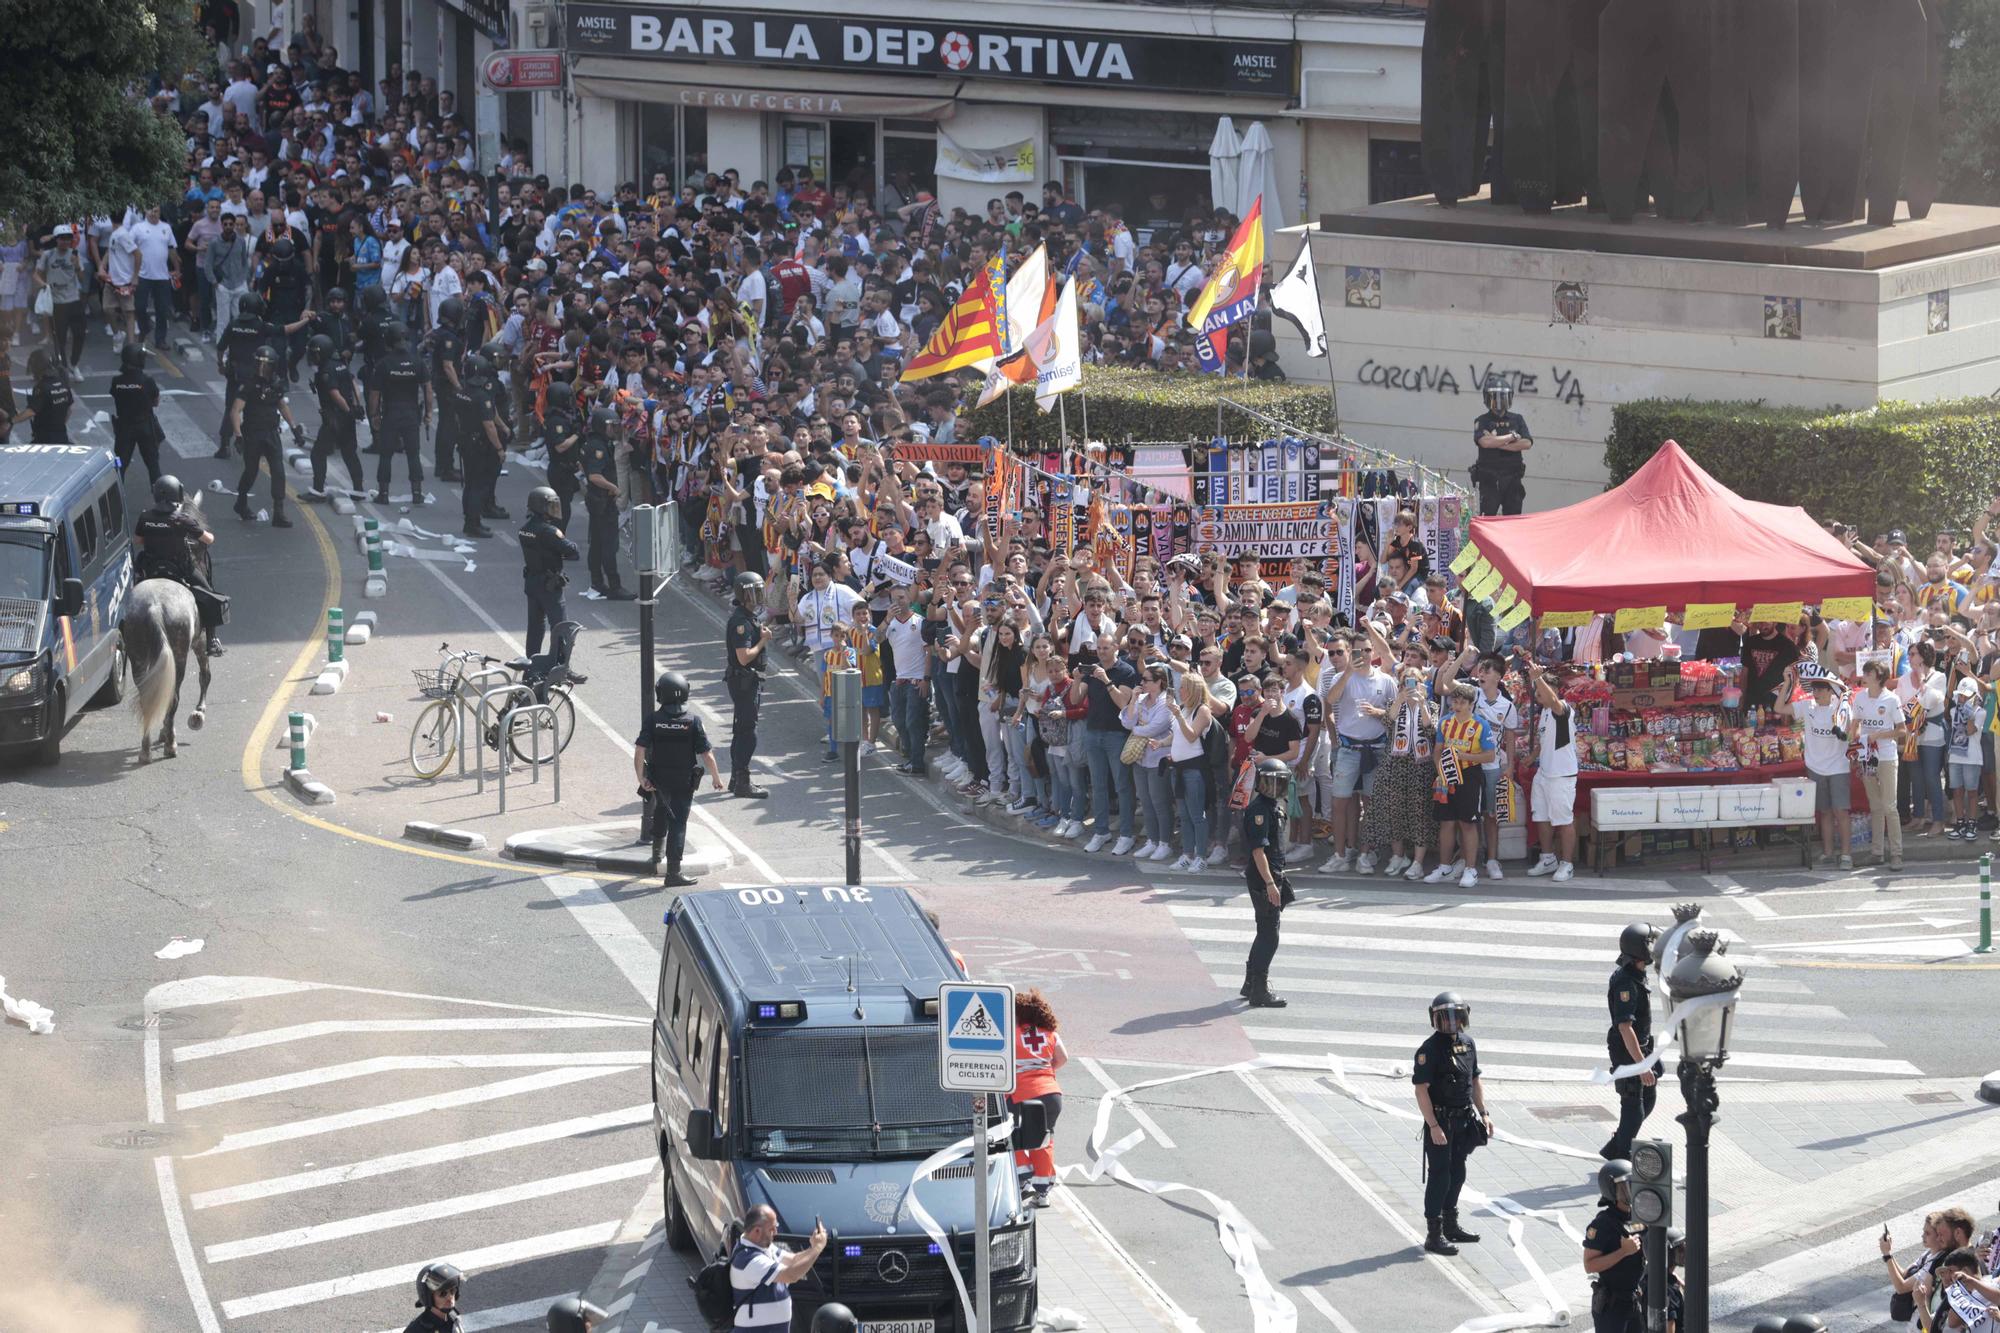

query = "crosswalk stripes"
[149,976,657,1331]
[1166,894,1922,1081]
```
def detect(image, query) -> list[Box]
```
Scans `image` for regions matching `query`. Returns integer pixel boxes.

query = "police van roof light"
[753,1001,805,1021]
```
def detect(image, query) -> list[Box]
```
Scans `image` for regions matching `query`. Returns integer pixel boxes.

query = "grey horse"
[122,578,211,761]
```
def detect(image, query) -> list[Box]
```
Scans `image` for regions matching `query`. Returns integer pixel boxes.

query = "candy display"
[1556,657,1802,775]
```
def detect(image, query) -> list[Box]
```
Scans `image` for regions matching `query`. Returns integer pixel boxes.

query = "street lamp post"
[1665,927,1744,1333]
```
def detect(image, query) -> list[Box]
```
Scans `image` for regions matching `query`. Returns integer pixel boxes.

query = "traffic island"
[504,821,732,878]
[402,821,490,851]
[284,767,336,806]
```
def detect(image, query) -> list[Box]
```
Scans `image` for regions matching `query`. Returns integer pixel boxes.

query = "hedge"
[957,366,1337,446]
[1605,397,2000,542]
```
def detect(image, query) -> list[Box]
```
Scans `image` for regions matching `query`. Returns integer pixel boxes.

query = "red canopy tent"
[1470,440,1875,615]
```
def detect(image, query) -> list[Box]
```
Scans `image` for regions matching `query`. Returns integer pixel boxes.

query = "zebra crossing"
[145,976,655,1332]
[1163,888,1923,1081]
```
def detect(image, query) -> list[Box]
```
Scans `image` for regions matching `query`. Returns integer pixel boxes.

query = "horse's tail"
[129,604,178,740]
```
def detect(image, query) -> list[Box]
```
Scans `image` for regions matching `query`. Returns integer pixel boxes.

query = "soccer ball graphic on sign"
[940,31,973,70]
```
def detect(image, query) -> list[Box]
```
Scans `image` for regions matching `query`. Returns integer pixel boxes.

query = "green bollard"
[327,608,345,664]
[289,711,307,772]
[1980,853,1993,955]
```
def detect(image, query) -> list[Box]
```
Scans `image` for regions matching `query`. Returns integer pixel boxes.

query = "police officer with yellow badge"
[1240,756,1293,1009]
[1414,991,1492,1256]
[1583,1159,1644,1333]
[634,671,723,888]
[724,571,771,799]
[1603,922,1658,1161]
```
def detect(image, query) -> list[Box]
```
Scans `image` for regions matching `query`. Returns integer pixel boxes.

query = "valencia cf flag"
[900,269,1003,382]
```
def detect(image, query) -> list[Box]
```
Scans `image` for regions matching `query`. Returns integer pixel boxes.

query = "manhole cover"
[1531,1105,1616,1124]
[117,1011,190,1031]
[1907,1091,1962,1105]
[99,1128,168,1150]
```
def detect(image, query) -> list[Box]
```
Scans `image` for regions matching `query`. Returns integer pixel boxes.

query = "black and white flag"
[1270,237,1327,358]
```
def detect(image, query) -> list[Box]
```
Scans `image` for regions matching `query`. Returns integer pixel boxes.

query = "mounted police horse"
[121,493,215,761]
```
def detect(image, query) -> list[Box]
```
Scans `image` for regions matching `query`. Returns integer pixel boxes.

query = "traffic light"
[1630,1137,1673,1228]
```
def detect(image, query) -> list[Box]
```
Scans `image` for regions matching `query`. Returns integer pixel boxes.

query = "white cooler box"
[1655,786,1721,825]
[1771,777,1816,820]
[1592,787,1660,827]
[1716,784,1781,823]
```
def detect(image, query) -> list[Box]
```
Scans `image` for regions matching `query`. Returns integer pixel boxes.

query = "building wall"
[707,110,766,189]
[934,104,1044,219]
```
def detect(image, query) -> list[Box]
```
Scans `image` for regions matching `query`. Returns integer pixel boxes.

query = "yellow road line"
[151,346,186,379]
[236,502,623,882]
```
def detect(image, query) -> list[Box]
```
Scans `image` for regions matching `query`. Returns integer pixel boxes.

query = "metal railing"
[497,702,561,814]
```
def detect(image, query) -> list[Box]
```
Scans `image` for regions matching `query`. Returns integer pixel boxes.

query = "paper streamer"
[903,1108,1020,1333]
[0,975,55,1035]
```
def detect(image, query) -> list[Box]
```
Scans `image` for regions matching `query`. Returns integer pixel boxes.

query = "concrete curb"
[284,767,336,805]
[1980,1072,2000,1106]
[503,820,732,878]
[275,711,317,750]
[344,609,377,647]
[310,656,350,696]
[403,820,490,851]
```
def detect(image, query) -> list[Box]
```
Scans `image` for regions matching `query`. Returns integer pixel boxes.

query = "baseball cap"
[559,228,578,241]
[1956,677,1980,700]
[1888,528,1908,546]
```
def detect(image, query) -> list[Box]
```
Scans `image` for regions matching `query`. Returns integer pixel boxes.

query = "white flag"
[1002,244,1049,354]
[1034,276,1083,413]
[1270,237,1327,358]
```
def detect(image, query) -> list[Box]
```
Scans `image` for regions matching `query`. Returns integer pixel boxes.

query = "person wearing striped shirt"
[1426,682,1497,889]
[730,1205,826,1332]
[1917,555,1972,616]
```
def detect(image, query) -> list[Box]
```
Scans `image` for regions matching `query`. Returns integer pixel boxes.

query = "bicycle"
[406,628,582,778]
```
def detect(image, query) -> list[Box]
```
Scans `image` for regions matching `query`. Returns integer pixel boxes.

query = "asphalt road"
[3,327,1997,1333]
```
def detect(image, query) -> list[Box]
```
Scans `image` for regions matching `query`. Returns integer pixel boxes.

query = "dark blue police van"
[655,885,1039,1332]
[0,444,133,764]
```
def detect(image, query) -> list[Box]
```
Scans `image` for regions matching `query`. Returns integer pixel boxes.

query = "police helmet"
[382,321,409,350]
[120,340,147,371]
[1750,1320,1787,1333]
[546,1295,608,1333]
[588,405,619,435]
[1428,990,1470,1034]
[152,476,186,508]
[1253,755,1291,801]
[1618,922,1658,964]
[415,1261,464,1308]
[1483,376,1513,414]
[1781,1317,1827,1333]
[655,670,690,711]
[466,352,495,381]
[438,295,466,328]
[546,380,575,410]
[26,347,52,379]
[240,292,267,319]
[271,236,295,262]
[1597,1158,1633,1207]
[527,486,560,518]
[480,339,509,364]
[1666,1226,1686,1253]
[811,1304,859,1333]
[307,333,335,365]
[326,285,348,304]
[252,344,282,377]
[733,571,766,604]
[360,284,388,313]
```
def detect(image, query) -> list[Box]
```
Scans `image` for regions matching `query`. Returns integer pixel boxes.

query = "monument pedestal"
[1295,192,2000,510]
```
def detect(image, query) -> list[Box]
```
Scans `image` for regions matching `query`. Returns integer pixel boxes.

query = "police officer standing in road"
[133,476,226,656]
[109,341,164,485]
[458,352,508,539]
[260,234,313,382]
[369,322,428,503]
[725,571,772,799]
[544,1296,607,1333]
[430,296,467,481]
[543,381,583,530]
[1241,755,1294,1009]
[1602,922,1658,1161]
[18,349,74,443]
[306,333,365,499]
[357,285,395,451]
[1413,991,1493,1256]
[579,406,632,599]
[227,344,302,527]
[215,293,312,458]
[635,670,724,888]
[404,1261,466,1333]
[1582,1160,1644,1333]
[519,486,578,658]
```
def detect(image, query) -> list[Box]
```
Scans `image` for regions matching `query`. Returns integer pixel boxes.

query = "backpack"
[690,1241,775,1330]
[1201,714,1231,775]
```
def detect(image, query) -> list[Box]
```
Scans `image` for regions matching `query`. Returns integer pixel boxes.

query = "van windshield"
[0,539,49,652]
[744,1026,994,1159]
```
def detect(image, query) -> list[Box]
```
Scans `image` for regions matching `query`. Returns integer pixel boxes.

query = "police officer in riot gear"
[1471,376,1533,517]
[307,333,365,498]
[110,341,165,485]
[227,344,302,527]
[358,285,395,450]
[1603,922,1658,1161]
[260,234,313,381]
[635,670,724,889]
[369,321,428,502]
[20,348,74,443]
[812,1305,859,1333]
[216,292,311,458]
[725,571,772,799]
[430,295,467,480]
[318,285,354,364]
[458,352,507,539]
[1413,991,1492,1256]
[1583,1160,1644,1333]
[579,405,630,597]
[405,1261,465,1332]
[1665,1227,1686,1333]
[133,476,227,656]
[520,486,579,658]
[1241,756,1294,1009]
[546,1295,608,1333]
[542,380,583,529]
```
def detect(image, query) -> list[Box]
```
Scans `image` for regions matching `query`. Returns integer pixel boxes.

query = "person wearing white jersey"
[1776,663,1854,868]
[1522,658,1578,881]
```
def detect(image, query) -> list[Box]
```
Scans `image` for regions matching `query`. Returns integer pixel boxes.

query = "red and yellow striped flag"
[900,269,1003,382]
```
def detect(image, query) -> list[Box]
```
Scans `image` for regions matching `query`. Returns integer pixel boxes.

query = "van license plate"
[860,1322,935,1333]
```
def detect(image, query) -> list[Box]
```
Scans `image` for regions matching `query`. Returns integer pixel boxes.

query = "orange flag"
[900,268,1004,382]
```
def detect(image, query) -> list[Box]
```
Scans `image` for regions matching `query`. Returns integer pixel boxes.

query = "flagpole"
[1309,231,1342,436]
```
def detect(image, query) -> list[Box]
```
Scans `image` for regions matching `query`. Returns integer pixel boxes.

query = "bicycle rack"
[472,684,522,797]
[497,702,561,814]
[458,667,518,779]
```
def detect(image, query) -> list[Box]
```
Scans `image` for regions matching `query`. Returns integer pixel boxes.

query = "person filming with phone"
[730,1204,828,1332]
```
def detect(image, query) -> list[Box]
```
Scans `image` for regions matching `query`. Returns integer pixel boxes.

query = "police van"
[655,885,1040,1332]
[0,443,134,764]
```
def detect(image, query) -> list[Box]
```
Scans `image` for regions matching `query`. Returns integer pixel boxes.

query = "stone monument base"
[1290,192,2000,510]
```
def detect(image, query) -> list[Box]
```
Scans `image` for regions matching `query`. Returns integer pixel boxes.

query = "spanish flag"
[1185,196,1266,373]
[899,268,1004,382]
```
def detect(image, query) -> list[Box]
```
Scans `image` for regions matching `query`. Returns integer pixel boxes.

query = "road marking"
[219,1219,621,1319]
[543,872,666,1003]
[1842,916,1972,932]
[155,1157,224,1333]
[1046,1186,1202,1331]
[1302,1285,1364,1333]
[1759,935,1973,958]
[204,1157,655,1261]
[191,1104,653,1209]
[1207,973,1848,1022]
[156,392,221,459]
[177,1050,647,1109]
[1078,1055,1175,1149]
[1177,924,1697,966]
[1712,1202,1943,1318]
[1239,1026,1921,1075]
[1187,948,1822,993]
[1168,902,1751,946]
[173,1015,643,1062]
[194,1065,636,1156]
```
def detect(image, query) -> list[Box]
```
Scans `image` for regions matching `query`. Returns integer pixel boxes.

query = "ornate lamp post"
[1665,927,1744,1333]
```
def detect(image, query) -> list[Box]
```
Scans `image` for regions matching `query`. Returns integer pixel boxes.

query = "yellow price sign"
[1612,606,1668,633]
[1820,596,1873,621]
[1490,585,1521,617]
[1538,610,1594,630]
[1497,600,1533,630]
[1448,543,1483,576]
[1681,603,1736,630]
[1466,565,1506,599]
[1747,600,1804,624]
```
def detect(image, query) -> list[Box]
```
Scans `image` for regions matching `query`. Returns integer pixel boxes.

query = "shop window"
[1051,105,1216,234]
[637,105,711,191]
[1369,139,1428,204]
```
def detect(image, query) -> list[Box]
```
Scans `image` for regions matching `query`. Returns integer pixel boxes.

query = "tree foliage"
[0,0,199,225]
[1940,0,2000,205]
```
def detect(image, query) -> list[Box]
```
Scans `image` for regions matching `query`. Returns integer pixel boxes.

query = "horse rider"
[132,476,227,656]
